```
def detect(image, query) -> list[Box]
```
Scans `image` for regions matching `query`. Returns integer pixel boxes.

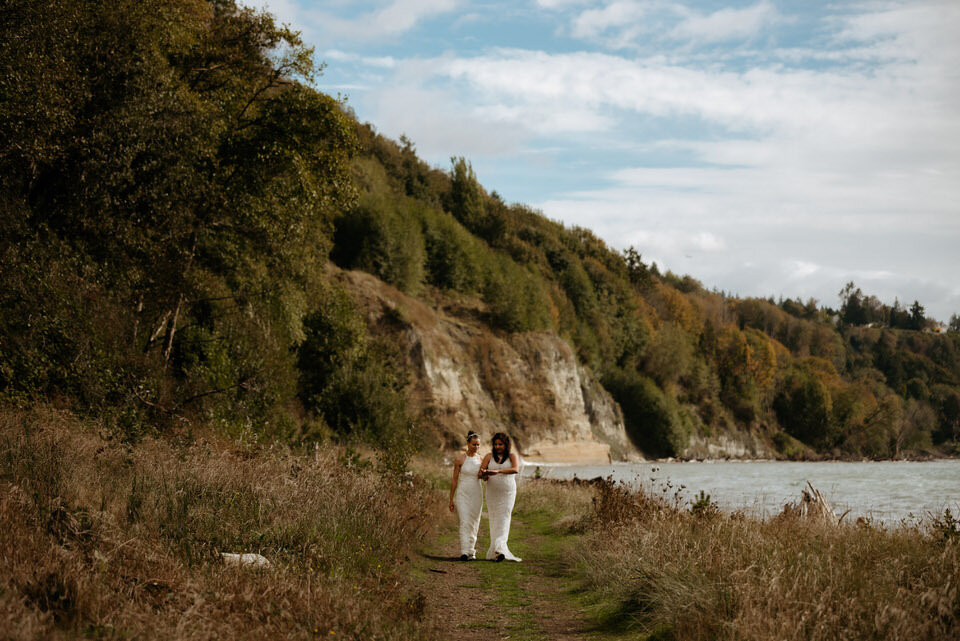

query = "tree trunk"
[162,293,183,367]
[132,295,143,346]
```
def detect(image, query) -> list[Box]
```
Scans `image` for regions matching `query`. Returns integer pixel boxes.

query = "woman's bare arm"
[483,452,520,475]
[478,453,492,478]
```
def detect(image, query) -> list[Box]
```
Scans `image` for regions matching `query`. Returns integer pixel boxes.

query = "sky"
[245,0,960,321]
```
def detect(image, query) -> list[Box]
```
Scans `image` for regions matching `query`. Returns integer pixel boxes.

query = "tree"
[0,0,358,425]
[602,370,688,457]
[623,246,653,290]
[909,301,926,331]
[949,314,960,333]
[773,366,835,448]
[890,299,912,329]
[449,157,485,230]
[839,282,867,327]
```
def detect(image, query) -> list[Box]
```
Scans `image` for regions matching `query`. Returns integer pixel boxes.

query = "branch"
[173,379,250,411]
[132,388,191,425]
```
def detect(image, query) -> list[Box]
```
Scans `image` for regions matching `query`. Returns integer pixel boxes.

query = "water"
[522,459,960,524]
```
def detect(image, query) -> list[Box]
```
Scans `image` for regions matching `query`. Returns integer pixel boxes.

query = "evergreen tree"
[909,301,926,331]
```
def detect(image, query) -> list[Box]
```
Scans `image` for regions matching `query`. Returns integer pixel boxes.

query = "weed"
[689,490,718,520]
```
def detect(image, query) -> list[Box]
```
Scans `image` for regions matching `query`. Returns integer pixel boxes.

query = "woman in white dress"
[449,431,483,561]
[479,432,521,562]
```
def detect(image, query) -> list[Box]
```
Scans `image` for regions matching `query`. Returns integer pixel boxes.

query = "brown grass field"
[575,478,960,640]
[0,407,442,640]
[1,406,957,640]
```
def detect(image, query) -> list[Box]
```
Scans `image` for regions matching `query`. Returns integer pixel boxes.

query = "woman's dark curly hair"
[491,432,511,464]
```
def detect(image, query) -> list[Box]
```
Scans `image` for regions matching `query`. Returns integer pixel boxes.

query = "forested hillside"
[2,0,959,460]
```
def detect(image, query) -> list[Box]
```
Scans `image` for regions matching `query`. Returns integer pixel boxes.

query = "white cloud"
[535,0,595,9]
[569,1,781,49]
[668,1,780,44]
[241,0,301,26]
[279,0,960,317]
[366,0,458,36]
[571,1,652,42]
[322,50,397,68]
[251,0,460,42]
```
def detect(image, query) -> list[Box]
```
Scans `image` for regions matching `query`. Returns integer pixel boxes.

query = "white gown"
[485,456,522,561]
[455,454,484,558]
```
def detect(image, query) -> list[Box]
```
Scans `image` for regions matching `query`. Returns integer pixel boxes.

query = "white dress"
[485,456,522,561]
[455,454,484,558]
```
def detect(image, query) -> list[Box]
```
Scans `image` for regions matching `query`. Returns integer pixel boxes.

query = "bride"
[479,432,522,562]
[449,431,483,560]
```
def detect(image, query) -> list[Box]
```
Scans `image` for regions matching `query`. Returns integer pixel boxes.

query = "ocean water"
[523,459,960,524]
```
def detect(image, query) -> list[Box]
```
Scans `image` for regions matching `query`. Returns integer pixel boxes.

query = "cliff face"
[337,269,640,463]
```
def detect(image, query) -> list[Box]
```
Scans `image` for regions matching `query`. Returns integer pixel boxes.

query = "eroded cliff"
[336,269,640,463]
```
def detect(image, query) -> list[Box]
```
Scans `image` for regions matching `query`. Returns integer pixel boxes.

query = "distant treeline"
[2,0,958,460]
[335,124,960,458]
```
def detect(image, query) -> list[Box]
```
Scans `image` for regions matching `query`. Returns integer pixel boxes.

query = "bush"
[482,257,553,333]
[774,366,835,448]
[419,206,484,293]
[603,369,689,457]
[643,322,695,387]
[331,193,426,295]
[296,285,417,464]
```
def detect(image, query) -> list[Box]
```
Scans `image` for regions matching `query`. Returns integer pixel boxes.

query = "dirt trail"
[413,513,594,641]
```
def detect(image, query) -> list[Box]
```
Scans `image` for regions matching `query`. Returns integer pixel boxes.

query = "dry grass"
[577,479,960,640]
[0,407,442,640]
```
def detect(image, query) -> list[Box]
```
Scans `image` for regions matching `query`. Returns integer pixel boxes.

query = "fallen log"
[778,481,839,526]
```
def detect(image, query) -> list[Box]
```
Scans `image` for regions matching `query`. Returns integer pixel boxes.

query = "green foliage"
[296,285,416,461]
[644,323,694,388]
[689,490,718,519]
[603,369,689,457]
[449,157,486,231]
[0,0,356,438]
[419,206,485,292]
[332,189,426,294]
[930,384,960,442]
[482,258,553,333]
[773,365,835,448]
[560,258,599,315]
[623,247,654,290]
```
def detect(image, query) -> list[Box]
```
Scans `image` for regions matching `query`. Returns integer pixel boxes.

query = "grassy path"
[409,481,635,641]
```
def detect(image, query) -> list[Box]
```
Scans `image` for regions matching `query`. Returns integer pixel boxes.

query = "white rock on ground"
[221,553,271,568]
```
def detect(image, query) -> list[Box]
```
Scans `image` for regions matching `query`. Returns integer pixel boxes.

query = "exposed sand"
[520,440,614,464]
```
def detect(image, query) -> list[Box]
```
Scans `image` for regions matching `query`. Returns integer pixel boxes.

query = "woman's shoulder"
[453,451,467,465]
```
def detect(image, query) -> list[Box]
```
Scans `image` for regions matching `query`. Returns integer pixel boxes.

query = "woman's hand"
[449,500,455,512]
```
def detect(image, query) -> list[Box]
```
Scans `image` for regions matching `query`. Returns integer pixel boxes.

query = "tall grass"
[0,408,440,640]
[578,479,960,640]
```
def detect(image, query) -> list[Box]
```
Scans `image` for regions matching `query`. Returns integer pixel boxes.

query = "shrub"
[418,206,484,293]
[774,366,835,448]
[296,285,417,464]
[603,369,689,457]
[331,192,426,295]
[482,258,553,333]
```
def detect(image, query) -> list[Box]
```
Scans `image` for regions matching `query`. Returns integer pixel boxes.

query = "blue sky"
[247,0,960,321]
